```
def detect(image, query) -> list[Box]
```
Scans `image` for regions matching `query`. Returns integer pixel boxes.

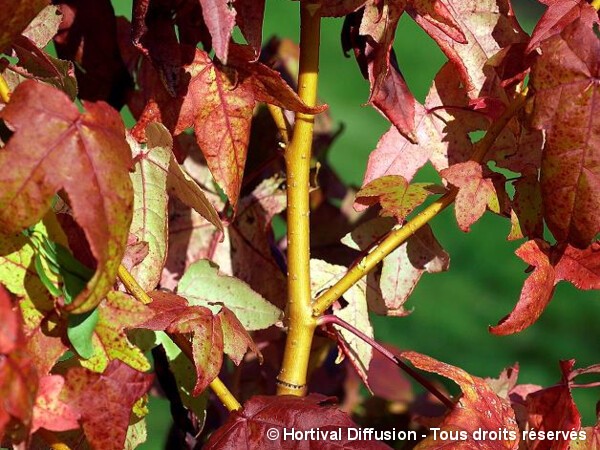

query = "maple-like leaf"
[54,0,133,108]
[31,375,79,434]
[137,46,326,208]
[342,218,449,316]
[0,285,38,444]
[441,161,500,232]
[204,394,392,449]
[510,173,544,240]
[199,0,236,63]
[234,0,265,58]
[356,175,444,221]
[0,219,68,375]
[490,240,556,335]
[530,19,600,247]
[0,81,134,314]
[61,360,153,450]
[0,0,47,54]
[527,0,598,52]
[321,0,367,17]
[401,351,520,449]
[554,241,600,289]
[311,259,373,386]
[21,5,62,48]
[79,291,152,373]
[177,259,282,331]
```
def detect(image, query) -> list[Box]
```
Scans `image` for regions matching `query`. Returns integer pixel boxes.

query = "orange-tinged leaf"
[490,240,556,335]
[441,161,500,232]
[402,351,520,449]
[199,0,236,63]
[531,19,600,246]
[62,360,153,450]
[356,175,444,222]
[80,291,152,373]
[31,375,79,434]
[0,80,134,314]
[554,241,600,289]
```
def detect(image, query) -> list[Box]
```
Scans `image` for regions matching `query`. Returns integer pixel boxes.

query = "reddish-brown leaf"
[54,0,132,108]
[234,0,265,57]
[204,394,392,449]
[522,360,580,450]
[511,173,544,240]
[490,240,556,335]
[441,161,499,231]
[62,360,153,450]
[31,375,79,434]
[554,241,600,289]
[0,0,48,54]
[0,81,134,314]
[356,175,444,222]
[199,0,236,63]
[219,307,261,365]
[142,291,225,395]
[527,0,598,52]
[0,285,20,354]
[321,0,366,17]
[401,351,520,449]
[530,19,600,247]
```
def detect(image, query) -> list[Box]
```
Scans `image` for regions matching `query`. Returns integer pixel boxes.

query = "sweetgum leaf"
[527,0,598,52]
[356,175,445,222]
[141,291,224,395]
[530,19,600,247]
[140,46,325,208]
[178,259,282,331]
[62,360,153,450]
[0,81,134,314]
[321,0,366,17]
[31,375,79,434]
[311,259,373,386]
[204,394,392,449]
[554,242,600,289]
[490,240,556,335]
[199,0,236,63]
[0,0,48,53]
[511,174,544,240]
[219,307,261,365]
[0,285,37,444]
[441,161,500,232]
[234,0,265,58]
[53,0,133,108]
[0,220,67,375]
[400,351,520,449]
[128,127,171,292]
[22,5,62,48]
[80,291,152,373]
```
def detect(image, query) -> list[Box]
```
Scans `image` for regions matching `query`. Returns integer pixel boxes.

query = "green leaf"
[178,260,282,331]
[67,308,100,359]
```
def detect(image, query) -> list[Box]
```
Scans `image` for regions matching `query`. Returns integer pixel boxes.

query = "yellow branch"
[592,0,600,10]
[312,87,530,317]
[117,264,242,411]
[0,74,10,103]
[267,103,291,145]
[209,377,242,411]
[276,1,322,396]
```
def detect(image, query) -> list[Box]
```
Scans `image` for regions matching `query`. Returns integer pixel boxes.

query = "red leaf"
[200,0,236,63]
[234,0,265,58]
[490,240,556,335]
[54,0,132,108]
[400,351,520,449]
[62,360,153,450]
[204,394,392,449]
[143,291,225,395]
[356,175,444,222]
[554,241,600,289]
[440,161,499,232]
[31,375,79,434]
[0,81,134,314]
[0,285,20,354]
[527,0,599,52]
[530,19,600,246]
[0,0,48,54]
[219,307,261,365]
[321,0,367,17]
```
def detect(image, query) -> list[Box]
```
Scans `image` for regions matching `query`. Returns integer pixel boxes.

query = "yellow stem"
[592,0,600,10]
[117,264,152,304]
[267,103,291,145]
[312,87,530,317]
[0,74,9,103]
[276,1,322,396]
[117,264,241,410]
[38,429,72,450]
[209,377,242,411]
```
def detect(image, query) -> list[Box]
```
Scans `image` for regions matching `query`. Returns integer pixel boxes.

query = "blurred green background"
[107,1,600,447]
